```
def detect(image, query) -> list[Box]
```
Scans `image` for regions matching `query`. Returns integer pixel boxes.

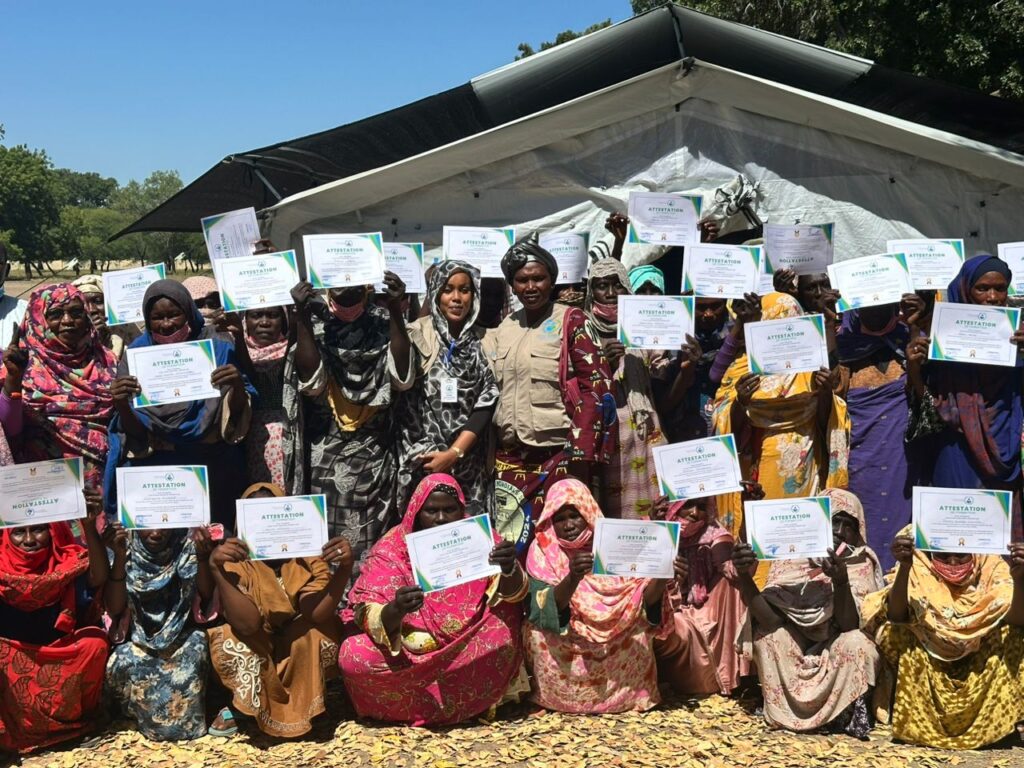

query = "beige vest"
[483,303,570,450]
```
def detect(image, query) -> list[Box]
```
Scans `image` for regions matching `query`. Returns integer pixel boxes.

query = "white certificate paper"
[103,264,166,326]
[539,232,590,285]
[375,243,426,294]
[406,514,500,593]
[683,244,763,298]
[236,495,329,560]
[201,207,260,262]
[827,252,913,311]
[303,233,386,290]
[126,339,221,408]
[912,487,1011,555]
[764,223,835,275]
[592,519,681,579]
[745,314,829,375]
[885,238,965,290]
[116,466,211,530]
[652,434,743,501]
[0,458,86,529]
[928,303,1020,367]
[617,295,695,350]
[627,192,703,247]
[442,227,516,279]
[998,242,1024,295]
[214,250,299,312]
[745,497,832,561]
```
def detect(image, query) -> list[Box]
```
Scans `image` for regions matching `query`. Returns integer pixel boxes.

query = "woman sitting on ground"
[340,473,528,725]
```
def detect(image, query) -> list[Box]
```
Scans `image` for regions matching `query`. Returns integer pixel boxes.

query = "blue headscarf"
[125,530,198,651]
[946,253,1012,304]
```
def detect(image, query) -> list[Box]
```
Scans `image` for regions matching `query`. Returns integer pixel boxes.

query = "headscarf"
[761,488,883,642]
[182,276,219,303]
[18,283,117,464]
[347,474,498,645]
[499,232,558,284]
[242,481,285,498]
[925,254,1022,484]
[315,297,392,408]
[125,530,198,651]
[662,498,733,608]
[628,264,665,294]
[585,258,659,439]
[0,522,89,632]
[71,275,103,295]
[862,525,1012,662]
[836,306,909,364]
[526,478,650,643]
[244,309,289,365]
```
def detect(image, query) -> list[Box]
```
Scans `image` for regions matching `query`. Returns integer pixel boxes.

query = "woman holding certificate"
[104,280,256,525]
[340,473,528,725]
[2,284,117,493]
[732,488,883,738]
[862,531,1024,748]
[524,478,684,714]
[484,235,616,552]
[394,261,499,517]
[906,255,1024,537]
[206,483,350,738]
[0,499,111,753]
[711,292,849,537]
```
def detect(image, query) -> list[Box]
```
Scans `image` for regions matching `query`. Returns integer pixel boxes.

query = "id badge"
[440,377,458,403]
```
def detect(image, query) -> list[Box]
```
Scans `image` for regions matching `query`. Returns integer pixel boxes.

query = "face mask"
[931,556,975,586]
[591,302,618,322]
[679,515,706,539]
[329,296,366,323]
[557,525,593,551]
[151,323,192,345]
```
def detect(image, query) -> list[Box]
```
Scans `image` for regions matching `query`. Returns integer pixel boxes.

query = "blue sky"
[3,0,631,185]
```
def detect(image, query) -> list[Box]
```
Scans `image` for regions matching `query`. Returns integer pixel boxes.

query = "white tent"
[263,17,1024,272]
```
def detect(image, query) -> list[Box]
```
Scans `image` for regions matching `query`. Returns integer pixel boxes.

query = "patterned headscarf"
[125,530,198,652]
[181,276,219,302]
[19,283,117,465]
[71,274,104,295]
[499,233,558,284]
[628,264,665,294]
[662,498,733,608]
[244,308,289,365]
[526,478,650,643]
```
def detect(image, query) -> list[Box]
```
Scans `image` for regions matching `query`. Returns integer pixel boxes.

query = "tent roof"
[114,4,1024,239]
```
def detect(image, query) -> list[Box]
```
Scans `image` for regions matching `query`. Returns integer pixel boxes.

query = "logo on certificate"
[284,503,293,512]
[165,473,175,482]
[173,349,182,358]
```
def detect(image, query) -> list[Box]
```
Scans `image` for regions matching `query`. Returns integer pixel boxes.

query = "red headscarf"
[0,522,89,632]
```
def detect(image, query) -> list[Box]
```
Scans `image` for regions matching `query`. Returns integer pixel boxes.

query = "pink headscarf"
[661,498,733,608]
[526,478,648,643]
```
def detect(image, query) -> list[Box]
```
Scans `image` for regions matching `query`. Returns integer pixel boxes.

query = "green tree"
[0,141,60,277]
[53,168,119,208]
[110,171,205,271]
[516,19,612,59]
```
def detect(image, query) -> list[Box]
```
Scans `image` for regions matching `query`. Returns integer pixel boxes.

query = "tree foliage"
[516,19,612,60]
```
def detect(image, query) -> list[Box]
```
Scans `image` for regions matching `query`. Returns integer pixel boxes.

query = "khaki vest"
[483,303,570,450]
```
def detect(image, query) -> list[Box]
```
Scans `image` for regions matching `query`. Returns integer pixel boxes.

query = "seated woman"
[0,498,110,753]
[105,280,256,527]
[862,532,1024,749]
[340,473,528,725]
[104,523,217,741]
[206,483,351,738]
[524,478,685,714]
[733,488,882,738]
[652,492,753,696]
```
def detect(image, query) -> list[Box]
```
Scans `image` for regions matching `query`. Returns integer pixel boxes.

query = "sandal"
[208,707,238,737]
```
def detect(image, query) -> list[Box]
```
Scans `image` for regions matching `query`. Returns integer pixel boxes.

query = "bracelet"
[450,446,465,460]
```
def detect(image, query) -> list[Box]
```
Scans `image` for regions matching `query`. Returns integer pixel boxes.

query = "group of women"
[2,217,1024,756]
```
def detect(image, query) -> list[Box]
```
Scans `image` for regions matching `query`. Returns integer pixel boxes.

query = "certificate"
[375,243,426,294]
[928,303,1020,367]
[592,519,681,579]
[302,233,385,289]
[912,487,1011,555]
[745,497,832,561]
[214,250,299,312]
[406,514,500,593]
[683,245,762,298]
[627,192,702,247]
[745,314,829,375]
[236,495,328,560]
[885,238,964,290]
[0,458,85,529]
[617,295,695,350]
[442,227,516,279]
[125,339,221,408]
[998,242,1024,295]
[116,466,210,530]
[201,207,260,262]
[652,434,743,501]
[103,264,166,326]
[538,232,590,285]
[827,252,913,311]
[764,223,834,275]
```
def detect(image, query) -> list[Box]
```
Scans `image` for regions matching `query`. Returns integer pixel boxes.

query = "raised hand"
[322,536,353,569]
[489,540,518,575]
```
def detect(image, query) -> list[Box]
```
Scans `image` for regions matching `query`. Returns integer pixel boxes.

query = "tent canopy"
[115,4,1024,240]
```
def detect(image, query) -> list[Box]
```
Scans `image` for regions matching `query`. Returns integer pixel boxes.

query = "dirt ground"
[12,688,1022,768]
